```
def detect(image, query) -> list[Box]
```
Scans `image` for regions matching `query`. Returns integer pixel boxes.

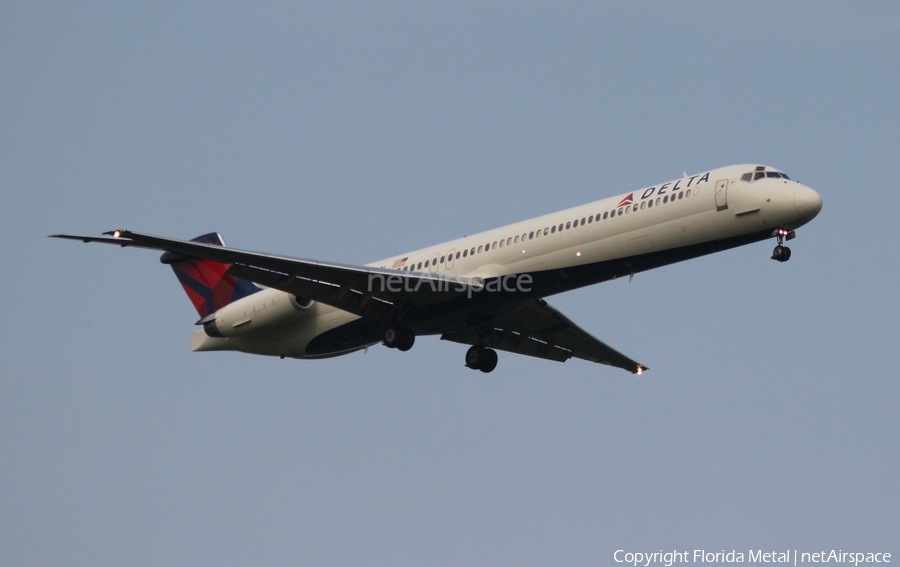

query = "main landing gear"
[383,325,415,351]
[465,346,498,373]
[771,228,795,263]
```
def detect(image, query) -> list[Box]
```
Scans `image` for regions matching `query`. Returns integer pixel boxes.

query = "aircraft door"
[715,179,728,211]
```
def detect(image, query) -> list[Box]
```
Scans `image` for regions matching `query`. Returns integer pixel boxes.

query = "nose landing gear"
[771,228,795,262]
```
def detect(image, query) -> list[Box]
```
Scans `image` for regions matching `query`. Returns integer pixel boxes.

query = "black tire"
[772,245,784,261]
[782,247,791,262]
[384,325,413,349]
[479,348,498,373]
[465,346,483,370]
[383,326,401,348]
[397,331,415,352]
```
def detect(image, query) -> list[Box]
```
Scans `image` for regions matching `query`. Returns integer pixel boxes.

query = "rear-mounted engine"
[202,293,313,338]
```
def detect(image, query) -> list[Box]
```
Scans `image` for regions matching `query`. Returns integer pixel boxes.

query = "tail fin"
[159,232,260,318]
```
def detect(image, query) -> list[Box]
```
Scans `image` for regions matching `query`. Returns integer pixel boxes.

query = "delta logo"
[617,193,634,208]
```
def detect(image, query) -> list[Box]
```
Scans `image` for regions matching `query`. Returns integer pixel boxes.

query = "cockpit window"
[742,167,791,182]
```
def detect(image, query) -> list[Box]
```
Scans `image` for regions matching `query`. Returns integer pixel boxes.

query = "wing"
[50,230,482,321]
[53,230,646,373]
[441,299,647,374]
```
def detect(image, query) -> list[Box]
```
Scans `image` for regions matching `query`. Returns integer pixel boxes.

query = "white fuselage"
[192,164,822,358]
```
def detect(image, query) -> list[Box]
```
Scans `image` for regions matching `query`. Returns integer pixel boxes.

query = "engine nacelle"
[203,290,313,338]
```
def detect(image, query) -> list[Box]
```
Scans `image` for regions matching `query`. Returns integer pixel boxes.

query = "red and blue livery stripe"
[160,233,260,318]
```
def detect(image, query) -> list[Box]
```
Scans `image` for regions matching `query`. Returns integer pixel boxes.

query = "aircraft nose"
[794,184,823,221]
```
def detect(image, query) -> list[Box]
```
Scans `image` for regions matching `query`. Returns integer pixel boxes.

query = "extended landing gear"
[465,346,498,373]
[383,325,415,351]
[772,245,791,262]
[771,228,795,263]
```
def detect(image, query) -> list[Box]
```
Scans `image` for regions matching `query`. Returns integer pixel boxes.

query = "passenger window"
[499,240,504,248]
[440,256,445,263]
[492,242,497,250]
[455,251,460,259]
[565,222,571,230]
[655,197,661,206]
[477,246,483,253]
[581,217,586,226]
[424,260,429,268]
[625,207,630,214]
[603,212,608,220]
[514,235,519,244]
[417,262,423,269]
[507,237,512,246]
[663,196,668,203]
[551,226,556,234]
[529,231,534,239]
[633,204,637,212]
[685,190,690,198]
[587,216,593,224]
[678,191,683,199]
[470,247,475,255]
[463,249,468,257]
[618,208,623,215]
[640,202,646,210]
[558,224,563,232]
[647,199,653,208]
[543,228,549,236]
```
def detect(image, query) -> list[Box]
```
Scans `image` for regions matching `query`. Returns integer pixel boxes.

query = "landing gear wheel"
[384,325,415,351]
[771,245,791,262]
[397,331,415,352]
[465,346,482,369]
[465,346,498,373]
[479,348,498,373]
[771,229,793,262]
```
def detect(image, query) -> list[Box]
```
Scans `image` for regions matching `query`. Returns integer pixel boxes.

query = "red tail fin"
[159,233,260,318]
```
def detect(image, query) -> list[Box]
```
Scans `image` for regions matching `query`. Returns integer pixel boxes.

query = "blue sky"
[2,3,898,565]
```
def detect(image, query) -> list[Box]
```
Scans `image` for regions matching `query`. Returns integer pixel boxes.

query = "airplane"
[52,164,822,374]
